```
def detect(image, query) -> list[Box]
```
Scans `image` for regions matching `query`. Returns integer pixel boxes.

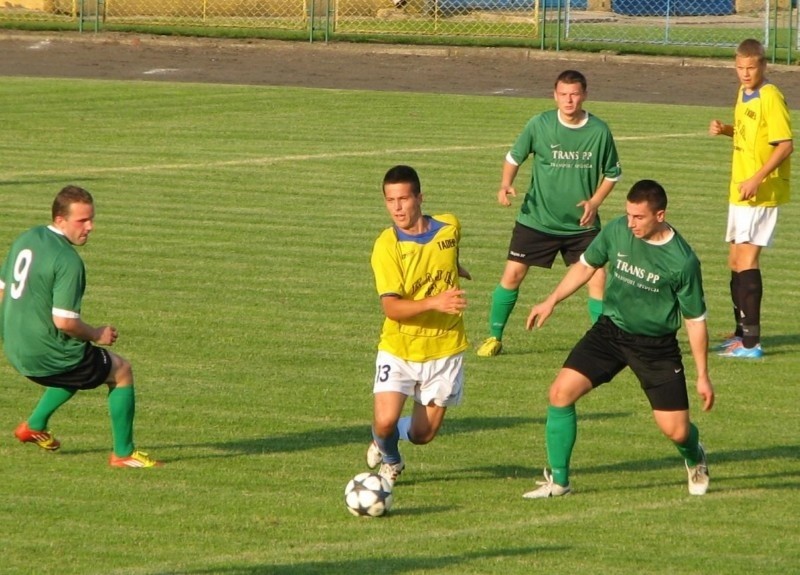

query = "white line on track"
[27,40,51,50]
[143,68,180,75]
[0,133,702,179]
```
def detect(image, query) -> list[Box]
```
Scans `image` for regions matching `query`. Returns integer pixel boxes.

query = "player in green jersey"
[0,186,160,468]
[521,180,714,498]
[477,69,622,357]
[709,38,793,359]
[365,165,471,487]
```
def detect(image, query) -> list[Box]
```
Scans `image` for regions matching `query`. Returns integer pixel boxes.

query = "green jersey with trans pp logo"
[582,216,706,337]
[509,109,621,236]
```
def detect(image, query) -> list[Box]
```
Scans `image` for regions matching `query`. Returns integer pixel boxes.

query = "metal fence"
[1,1,797,56]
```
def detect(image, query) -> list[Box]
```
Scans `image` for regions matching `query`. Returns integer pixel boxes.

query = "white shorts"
[726,205,779,247]
[373,350,465,408]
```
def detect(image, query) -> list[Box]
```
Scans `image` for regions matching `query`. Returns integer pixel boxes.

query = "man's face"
[626,201,664,240]
[735,55,766,92]
[383,182,422,232]
[55,201,95,246]
[553,81,587,118]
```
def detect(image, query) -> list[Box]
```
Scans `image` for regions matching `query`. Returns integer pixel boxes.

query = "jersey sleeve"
[676,253,707,320]
[434,213,460,233]
[0,254,7,290]
[582,218,617,268]
[51,251,85,317]
[370,229,404,298]
[601,128,622,181]
[764,86,792,144]
[508,116,537,165]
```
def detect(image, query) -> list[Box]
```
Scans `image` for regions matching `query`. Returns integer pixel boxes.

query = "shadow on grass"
[42,412,629,462]
[567,444,800,494]
[164,412,629,461]
[578,443,798,476]
[713,333,800,357]
[161,416,533,461]
[155,545,566,575]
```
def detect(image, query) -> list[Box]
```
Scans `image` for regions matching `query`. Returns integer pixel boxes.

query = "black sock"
[730,271,743,338]
[738,269,762,348]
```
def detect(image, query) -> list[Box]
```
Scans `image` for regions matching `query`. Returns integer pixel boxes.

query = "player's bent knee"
[408,430,436,445]
[548,380,587,406]
[655,419,689,443]
[664,427,689,444]
[109,355,134,386]
[372,419,398,438]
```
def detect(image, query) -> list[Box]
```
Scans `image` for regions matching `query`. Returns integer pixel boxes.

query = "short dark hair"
[382,165,421,196]
[627,179,667,212]
[736,38,766,63]
[554,70,587,92]
[52,185,93,220]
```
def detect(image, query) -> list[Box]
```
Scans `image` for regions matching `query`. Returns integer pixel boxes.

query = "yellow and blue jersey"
[731,83,792,206]
[371,213,468,362]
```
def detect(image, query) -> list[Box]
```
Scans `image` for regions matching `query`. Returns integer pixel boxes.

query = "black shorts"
[507,221,598,268]
[564,316,689,411]
[27,344,113,391]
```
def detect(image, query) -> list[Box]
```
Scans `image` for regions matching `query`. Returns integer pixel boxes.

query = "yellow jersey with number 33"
[731,83,792,206]
[371,213,468,362]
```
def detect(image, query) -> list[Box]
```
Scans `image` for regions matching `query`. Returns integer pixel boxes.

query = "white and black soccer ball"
[344,472,393,517]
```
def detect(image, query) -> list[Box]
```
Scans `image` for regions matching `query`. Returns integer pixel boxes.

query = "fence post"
[772,0,778,61]
[77,0,101,32]
[556,0,562,50]
[788,0,793,63]
[540,0,547,49]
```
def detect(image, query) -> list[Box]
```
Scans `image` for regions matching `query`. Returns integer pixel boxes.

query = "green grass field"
[1,76,798,575]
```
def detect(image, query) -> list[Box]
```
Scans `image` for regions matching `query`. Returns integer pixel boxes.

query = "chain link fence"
[1,1,797,55]
[564,0,783,49]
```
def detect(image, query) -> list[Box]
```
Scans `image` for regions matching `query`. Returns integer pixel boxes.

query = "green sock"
[674,422,701,466]
[488,285,518,339]
[108,385,136,457]
[546,404,577,487]
[29,387,77,430]
[588,297,603,323]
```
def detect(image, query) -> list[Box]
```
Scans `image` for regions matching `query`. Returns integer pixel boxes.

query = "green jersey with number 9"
[0,225,87,376]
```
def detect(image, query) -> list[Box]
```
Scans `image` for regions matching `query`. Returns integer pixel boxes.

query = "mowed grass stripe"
[1,78,798,575]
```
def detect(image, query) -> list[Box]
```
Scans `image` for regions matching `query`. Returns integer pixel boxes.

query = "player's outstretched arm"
[526,299,556,330]
[526,262,596,330]
[684,317,714,412]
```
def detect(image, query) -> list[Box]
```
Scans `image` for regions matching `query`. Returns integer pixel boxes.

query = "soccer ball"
[344,472,393,517]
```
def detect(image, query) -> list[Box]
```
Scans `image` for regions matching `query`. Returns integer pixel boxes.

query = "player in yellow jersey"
[709,38,793,359]
[365,165,471,487]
